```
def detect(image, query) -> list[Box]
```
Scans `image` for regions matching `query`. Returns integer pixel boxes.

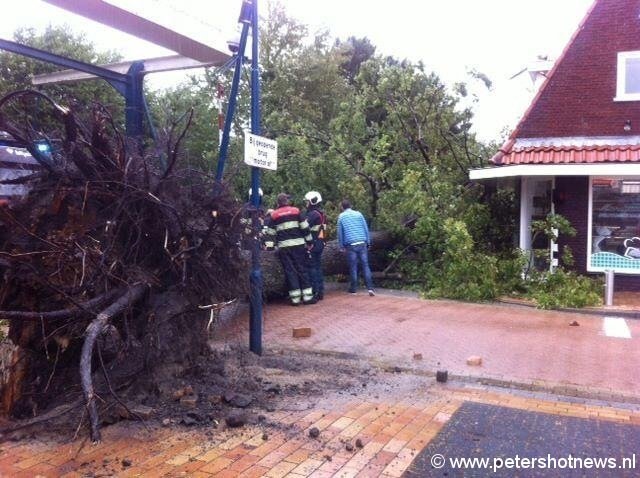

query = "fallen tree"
[259,231,394,297]
[0,90,247,441]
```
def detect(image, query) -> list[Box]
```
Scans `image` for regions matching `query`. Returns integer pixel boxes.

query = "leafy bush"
[424,219,500,301]
[527,269,602,309]
[496,252,528,295]
[395,214,600,309]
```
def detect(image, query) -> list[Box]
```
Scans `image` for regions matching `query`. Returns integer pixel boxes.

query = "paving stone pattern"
[214,290,640,397]
[405,401,640,477]
[3,291,640,477]
[2,386,640,477]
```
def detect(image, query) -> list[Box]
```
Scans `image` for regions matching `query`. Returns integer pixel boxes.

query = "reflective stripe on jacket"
[305,206,326,241]
[265,206,312,249]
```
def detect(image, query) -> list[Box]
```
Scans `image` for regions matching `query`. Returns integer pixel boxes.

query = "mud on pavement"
[0,345,445,477]
[0,344,433,442]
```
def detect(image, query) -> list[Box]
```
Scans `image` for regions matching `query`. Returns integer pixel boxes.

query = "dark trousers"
[306,240,325,298]
[278,246,313,303]
[346,243,374,292]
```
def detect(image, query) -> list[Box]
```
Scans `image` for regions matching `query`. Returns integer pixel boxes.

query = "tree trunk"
[259,231,393,297]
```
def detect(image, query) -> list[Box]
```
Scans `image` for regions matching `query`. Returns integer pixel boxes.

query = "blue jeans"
[346,243,373,292]
[307,240,324,298]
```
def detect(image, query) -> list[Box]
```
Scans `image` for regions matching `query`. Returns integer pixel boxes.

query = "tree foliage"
[3,5,600,306]
[0,26,123,117]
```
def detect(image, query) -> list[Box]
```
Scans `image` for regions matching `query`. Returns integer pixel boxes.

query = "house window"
[615,51,640,101]
[589,177,640,273]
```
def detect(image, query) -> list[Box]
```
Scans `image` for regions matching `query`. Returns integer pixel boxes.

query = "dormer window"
[615,51,640,101]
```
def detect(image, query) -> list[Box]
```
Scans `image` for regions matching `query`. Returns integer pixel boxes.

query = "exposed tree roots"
[0,90,247,440]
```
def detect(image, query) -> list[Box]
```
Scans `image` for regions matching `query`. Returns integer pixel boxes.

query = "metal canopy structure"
[1,0,232,139]
[32,55,226,85]
[43,0,230,64]
[34,0,232,86]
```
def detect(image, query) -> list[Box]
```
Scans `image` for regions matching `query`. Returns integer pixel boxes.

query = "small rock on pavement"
[345,442,355,452]
[355,438,364,448]
[121,459,132,468]
[226,411,247,428]
[161,418,171,426]
[130,405,154,419]
[309,427,320,439]
[436,370,448,383]
[207,394,222,405]
[292,327,312,338]
[180,395,198,409]
[264,384,282,394]
[466,355,482,366]
[413,353,423,360]
[262,433,269,441]
[569,320,580,326]
[181,415,197,426]
[223,392,253,408]
[186,411,205,423]
[172,389,185,401]
[115,404,130,419]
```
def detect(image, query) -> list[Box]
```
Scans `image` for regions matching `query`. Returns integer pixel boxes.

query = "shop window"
[590,178,640,272]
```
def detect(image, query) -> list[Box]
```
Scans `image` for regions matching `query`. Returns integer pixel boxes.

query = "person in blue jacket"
[337,199,375,296]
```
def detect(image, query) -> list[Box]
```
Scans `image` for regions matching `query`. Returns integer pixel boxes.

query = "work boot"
[303,297,318,305]
[368,289,375,297]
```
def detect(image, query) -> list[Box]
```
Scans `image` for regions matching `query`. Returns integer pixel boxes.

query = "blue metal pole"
[125,62,145,139]
[215,22,250,182]
[249,0,263,355]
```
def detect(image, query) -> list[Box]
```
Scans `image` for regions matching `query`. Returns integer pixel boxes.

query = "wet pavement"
[405,401,640,477]
[215,288,640,400]
[2,288,640,477]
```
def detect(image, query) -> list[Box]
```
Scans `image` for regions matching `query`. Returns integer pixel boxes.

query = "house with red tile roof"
[470,0,640,290]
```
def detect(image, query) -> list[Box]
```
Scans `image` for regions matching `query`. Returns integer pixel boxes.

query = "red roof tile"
[492,144,640,165]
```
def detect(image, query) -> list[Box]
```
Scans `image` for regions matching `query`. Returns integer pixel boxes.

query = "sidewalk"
[2,385,638,477]
[214,288,640,400]
[2,290,640,477]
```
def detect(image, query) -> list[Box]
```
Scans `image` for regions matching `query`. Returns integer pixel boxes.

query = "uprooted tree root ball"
[0,90,248,442]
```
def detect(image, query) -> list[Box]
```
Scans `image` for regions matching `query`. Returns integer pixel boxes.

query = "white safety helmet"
[304,191,322,205]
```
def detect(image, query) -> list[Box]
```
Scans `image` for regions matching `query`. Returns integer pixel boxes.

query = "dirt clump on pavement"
[0,345,389,443]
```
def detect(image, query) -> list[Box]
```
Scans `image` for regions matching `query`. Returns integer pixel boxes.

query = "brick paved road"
[2,290,640,477]
[2,384,639,477]
[214,289,640,398]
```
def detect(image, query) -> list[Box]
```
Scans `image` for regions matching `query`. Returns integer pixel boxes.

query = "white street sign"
[244,132,278,170]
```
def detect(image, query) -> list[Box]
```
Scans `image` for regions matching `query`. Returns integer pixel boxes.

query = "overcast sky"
[0,0,594,142]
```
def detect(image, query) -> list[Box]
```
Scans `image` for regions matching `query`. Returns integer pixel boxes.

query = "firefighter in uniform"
[264,193,316,305]
[304,191,327,301]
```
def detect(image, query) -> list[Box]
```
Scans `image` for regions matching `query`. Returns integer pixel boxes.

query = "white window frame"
[615,51,640,101]
[588,176,640,274]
